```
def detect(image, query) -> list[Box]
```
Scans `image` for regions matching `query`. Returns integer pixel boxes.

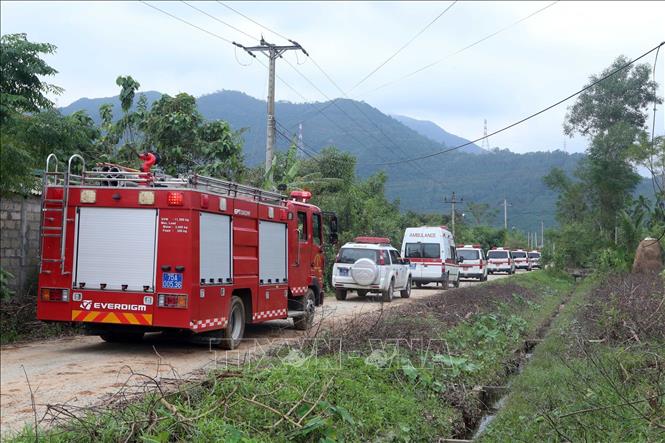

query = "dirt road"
[1,274,509,435]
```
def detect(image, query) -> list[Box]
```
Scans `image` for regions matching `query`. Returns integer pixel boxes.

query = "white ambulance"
[401,226,460,289]
[456,244,488,281]
[487,247,515,274]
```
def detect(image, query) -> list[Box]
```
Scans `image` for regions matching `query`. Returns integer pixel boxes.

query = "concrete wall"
[1,194,41,297]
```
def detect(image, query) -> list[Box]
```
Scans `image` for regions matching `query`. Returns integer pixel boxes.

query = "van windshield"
[337,248,378,264]
[458,249,479,260]
[511,251,527,258]
[404,243,440,259]
[487,250,509,259]
[528,252,541,258]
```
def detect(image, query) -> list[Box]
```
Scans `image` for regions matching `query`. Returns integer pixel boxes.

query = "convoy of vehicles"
[332,237,411,302]
[401,226,460,289]
[36,154,540,346]
[456,244,488,281]
[37,153,338,350]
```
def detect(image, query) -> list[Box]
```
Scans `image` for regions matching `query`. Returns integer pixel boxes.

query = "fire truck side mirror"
[329,217,338,244]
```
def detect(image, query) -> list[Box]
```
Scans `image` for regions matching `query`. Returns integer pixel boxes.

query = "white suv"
[332,237,412,302]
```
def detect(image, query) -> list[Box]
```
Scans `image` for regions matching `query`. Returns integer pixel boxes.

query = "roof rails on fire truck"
[43,153,287,206]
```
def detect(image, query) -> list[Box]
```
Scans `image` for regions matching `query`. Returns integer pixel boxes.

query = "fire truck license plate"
[162,273,183,289]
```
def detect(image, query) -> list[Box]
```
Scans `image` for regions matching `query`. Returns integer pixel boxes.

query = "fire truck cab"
[36,154,337,349]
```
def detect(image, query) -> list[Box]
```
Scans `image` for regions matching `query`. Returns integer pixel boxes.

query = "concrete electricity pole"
[541,220,544,249]
[240,38,307,183]
[443,192,463,238]
[502,199,511,230]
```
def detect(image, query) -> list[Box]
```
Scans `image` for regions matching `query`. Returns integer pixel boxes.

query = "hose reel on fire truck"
[351,258,378,286]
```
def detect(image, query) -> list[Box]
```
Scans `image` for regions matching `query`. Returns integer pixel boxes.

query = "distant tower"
[298,123,303,155]
[481,119,491,151]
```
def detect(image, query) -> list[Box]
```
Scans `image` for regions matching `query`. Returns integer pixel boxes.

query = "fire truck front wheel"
[294,289,316,330]
[219,296,246,350]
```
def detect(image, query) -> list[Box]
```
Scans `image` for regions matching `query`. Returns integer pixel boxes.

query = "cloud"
[1,1,663,154]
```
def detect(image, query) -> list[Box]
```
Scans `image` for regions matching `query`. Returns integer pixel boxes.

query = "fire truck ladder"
[190,174,286,205]
[39,154,85,275]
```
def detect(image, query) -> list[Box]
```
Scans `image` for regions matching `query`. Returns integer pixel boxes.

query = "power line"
[140,1,235,45]
[212,1,448,183]
[181,1,258,41]
[373,40,665,166]
[216,1,291,42]
[359,1,559,97]
[350,1,458,92]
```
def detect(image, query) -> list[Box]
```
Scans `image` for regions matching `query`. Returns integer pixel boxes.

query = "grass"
[478,275,665,442]
[8,271,574,442]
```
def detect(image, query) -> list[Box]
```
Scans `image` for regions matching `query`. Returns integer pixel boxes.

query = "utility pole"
[502,199,510,230]
[541,220,544,249]
[239,38,307,184]
[443,192,463,238]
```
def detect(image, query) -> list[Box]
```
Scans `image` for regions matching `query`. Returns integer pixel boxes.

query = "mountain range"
[59,89,652,232]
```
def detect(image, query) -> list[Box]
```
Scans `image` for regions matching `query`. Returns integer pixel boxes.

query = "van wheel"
[453,275,460,288]
[415,281,423,288]
[335,289,347,300]
[294,289,316,330]
[219,296,245,350]
[382,279,394,303]
[441,274,449,291]
[357,290,368,298]
[400,278,412,298]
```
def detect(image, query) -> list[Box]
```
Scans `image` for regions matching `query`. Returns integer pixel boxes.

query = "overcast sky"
[2,1,664,154]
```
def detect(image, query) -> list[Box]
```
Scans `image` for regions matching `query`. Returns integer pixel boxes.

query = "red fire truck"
[36,153,338,349]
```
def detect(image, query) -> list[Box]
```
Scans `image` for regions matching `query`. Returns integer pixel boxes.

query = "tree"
[466,202,498,226]
[0,33,62,124]
[564,56,661,234]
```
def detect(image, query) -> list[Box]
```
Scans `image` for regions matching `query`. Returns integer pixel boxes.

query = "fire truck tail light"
[167,192,184,206]
[158,294,187,308]
[41,288,69,302]
[138,191,155,205]
[80,190,96,204]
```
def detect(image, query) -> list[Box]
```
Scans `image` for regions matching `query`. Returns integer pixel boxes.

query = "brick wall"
[1,194,41,297]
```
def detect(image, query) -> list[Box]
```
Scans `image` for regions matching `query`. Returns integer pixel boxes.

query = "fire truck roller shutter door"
[259,221,288,283]
[74,208,157,291]
[200,213,232,284]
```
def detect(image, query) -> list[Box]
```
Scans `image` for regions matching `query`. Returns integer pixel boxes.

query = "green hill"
[59,90,652,232]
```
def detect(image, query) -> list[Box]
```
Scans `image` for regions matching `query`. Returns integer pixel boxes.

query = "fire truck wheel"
[335,289,347,300]
[400,278,412,298]
[381,279,394,303]
[357,290,368,298]
[294,289,316,330]
[100,332,144,343]
[219,296,245,350]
